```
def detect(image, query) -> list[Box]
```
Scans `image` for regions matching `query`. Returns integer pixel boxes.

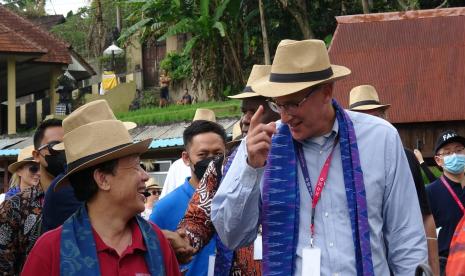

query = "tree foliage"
[2,0,46,18]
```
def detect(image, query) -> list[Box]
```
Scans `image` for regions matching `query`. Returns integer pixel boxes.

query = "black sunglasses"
[37,141,62,156]
[27,164,39,174]
[143,190,161,197]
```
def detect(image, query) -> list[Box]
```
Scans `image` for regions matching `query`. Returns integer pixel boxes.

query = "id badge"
[207,255,216,276]
[253,233,263,260]
[302,246,321,276]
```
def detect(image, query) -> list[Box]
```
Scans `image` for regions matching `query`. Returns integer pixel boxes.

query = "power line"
[48,0,57,15]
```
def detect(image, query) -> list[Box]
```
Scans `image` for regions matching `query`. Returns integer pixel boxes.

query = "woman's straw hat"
[192,108,216,122]
[8,145,37,173]
[349,85,391,111]
[252,39,351,97]
[55,100,151,189]
[229,65,271,99]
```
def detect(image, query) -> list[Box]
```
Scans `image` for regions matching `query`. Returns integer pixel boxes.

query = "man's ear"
[181,151,190,166]
[32,149,40,162]
[93,169,111,191]
[434,155,443,167]
[322,83,334,104]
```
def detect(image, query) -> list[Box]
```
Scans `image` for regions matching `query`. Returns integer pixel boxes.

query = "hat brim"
[252,64,351,98]
[8,160,37,173]
[350,104,391,111]
[146,184,162,190]
[226,138,242,151]
[53,121,137,151]
[228,92,260,99]
[54,138,152,191]
[434,136,465,154]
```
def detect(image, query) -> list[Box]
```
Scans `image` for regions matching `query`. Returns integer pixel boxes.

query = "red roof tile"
[329,7,465,124]
[0,24,46,54]
[0,6,71,64]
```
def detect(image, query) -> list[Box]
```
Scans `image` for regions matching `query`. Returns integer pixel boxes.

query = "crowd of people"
[0,38,464,276]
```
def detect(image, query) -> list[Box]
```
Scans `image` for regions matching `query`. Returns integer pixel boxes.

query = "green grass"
[116,100,241,125]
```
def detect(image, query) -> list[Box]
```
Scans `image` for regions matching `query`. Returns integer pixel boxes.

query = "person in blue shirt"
[150,120,227,276]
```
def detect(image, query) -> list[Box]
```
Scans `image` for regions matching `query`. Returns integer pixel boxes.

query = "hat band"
[243,86,253,92]
[66,142,132,173]
[269,67,333,83]
[349,100,381,109]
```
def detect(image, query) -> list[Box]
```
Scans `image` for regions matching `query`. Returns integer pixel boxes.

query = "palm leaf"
[200,0,209,17]
[158,18,194,41]
[213,21,226,37]
[118,18,152,43]
[182,36,200,54]
[213,0,231,22]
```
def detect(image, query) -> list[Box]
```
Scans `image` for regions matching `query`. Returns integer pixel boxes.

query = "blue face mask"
[443,154,465,174]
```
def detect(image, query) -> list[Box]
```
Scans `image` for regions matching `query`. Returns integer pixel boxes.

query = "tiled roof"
[0,118,240,157]
[0,24,46,54]
[0,6,71,64]
[329,7,465,124]
[29,15,65,31]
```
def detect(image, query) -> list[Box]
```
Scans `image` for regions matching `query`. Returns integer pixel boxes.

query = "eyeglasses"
[37,141,62,156]
[27,164,39,174]
[267,86,320,114]
[437,147,465,157]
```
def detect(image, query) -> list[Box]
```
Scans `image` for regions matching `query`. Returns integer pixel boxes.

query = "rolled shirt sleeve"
[211,139,264,249]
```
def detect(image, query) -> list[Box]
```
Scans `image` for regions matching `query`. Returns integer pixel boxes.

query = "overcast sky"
[45,0,89,16]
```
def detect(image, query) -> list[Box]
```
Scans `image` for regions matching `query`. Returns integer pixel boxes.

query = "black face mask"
[193,155,224,181]
[44,151,67,177]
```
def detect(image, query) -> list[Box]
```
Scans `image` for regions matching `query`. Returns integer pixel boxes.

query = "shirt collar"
[304,118,339,146]
[93,219,147,253]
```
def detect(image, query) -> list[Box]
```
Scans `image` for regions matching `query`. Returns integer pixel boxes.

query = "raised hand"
[246,105,277,168]
[162,229,197,264]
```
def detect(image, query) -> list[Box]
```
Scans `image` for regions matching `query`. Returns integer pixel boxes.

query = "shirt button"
[319,150,323,154]
[329,242,334,247]
[324,212,329,217]
[333,273,340,276]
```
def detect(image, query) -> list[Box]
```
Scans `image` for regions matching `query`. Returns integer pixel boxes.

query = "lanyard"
[295,138,338,247]
[440,176,465,213]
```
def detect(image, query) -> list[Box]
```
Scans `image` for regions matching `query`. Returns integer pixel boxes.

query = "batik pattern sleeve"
[177,158,221,250]
[211,139,264,249]
[0,198,21,275]
[382,132,428,275]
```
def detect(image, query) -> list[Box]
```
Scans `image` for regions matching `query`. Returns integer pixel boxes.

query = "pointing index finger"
[249,105,264,132]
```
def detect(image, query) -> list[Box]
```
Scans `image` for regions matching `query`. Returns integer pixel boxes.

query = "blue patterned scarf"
[60,205,166,275]
[261,100,374,276]
[214,146,238,275]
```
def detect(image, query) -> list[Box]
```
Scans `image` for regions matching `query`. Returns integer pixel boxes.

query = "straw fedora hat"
[349,85,391,111]
[229,65,271,99]
[192,108,216,122]
[145,177,162,190]
[231,121,242,140]
[226,121,243,150]
[55,100,151,189]
[8,145,37,173]
[252,39,351,98]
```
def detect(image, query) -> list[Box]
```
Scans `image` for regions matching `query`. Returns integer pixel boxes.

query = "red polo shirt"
[22,219,180,276]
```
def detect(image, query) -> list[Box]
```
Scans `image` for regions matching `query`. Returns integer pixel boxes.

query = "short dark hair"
[183,120,227,149]
[69,159,118,202]
[33,119,63,149]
